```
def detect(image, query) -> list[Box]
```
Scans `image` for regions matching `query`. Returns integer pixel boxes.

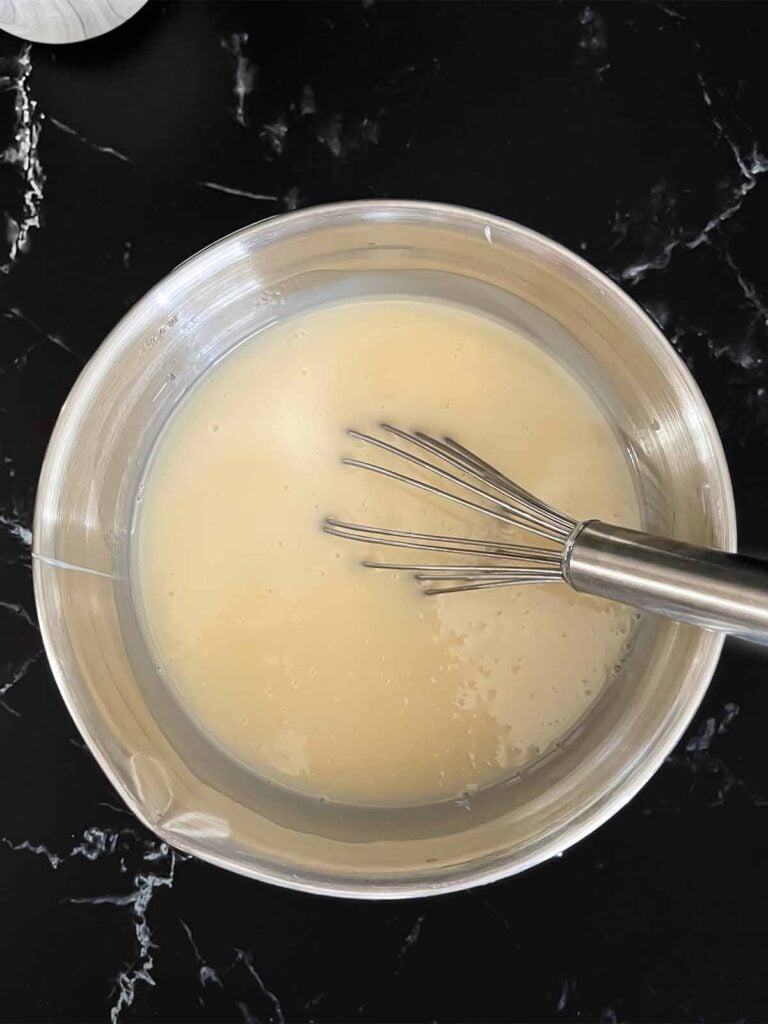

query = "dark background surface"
[1,2,767,1021]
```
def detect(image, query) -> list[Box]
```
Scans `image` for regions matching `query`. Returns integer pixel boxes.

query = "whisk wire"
[327,425,578,595]
[324,518,562,563]
[361,563,562,578]
[345,427,572,543]
[437,437,575,532]
[422,577,563,595]
[390,427,575,535]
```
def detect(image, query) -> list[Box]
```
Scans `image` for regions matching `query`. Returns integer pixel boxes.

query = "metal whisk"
[325,424,768,645]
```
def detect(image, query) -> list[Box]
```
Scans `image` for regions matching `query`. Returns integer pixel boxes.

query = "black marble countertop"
[1,2,767,1021]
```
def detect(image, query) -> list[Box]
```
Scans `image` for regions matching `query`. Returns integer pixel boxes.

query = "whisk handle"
[565,521,768,645]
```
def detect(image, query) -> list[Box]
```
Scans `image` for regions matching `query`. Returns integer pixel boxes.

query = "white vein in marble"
[315,111,381,160]
[720,245,768,332]
[0,824,192,1022]
[221,32,256,127]
[199,180,278,203]
[0,512,32,547]
[2,825,119,871]
[180,920,224,993]
[619,74,768,285]
[557,979,571,1012]
[0,45,43,274]
[48,115,132,163]
[398,914,425,965]
[655,702,768,810]
[656,3,686,22]
[0,598,38,629]
[579,5,607,54]
[177,921,288,1019]
[261,118,288,156]
[283,186,301,211]
[0,649,41,702]
[3,305,81,360]
[256,80,382,166]
[67,838,179,1023]
[300,84,316,116]
[235,950,285,1024]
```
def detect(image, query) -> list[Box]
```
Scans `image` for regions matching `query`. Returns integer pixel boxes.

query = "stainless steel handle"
[564,521,768,645]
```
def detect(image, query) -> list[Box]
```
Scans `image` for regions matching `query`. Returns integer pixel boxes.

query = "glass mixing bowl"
[33,201,735,898]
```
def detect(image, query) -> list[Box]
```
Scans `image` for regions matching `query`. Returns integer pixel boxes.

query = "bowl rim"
[33,199,736,899]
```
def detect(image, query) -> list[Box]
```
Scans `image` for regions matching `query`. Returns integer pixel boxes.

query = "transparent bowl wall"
[33,201,735,898]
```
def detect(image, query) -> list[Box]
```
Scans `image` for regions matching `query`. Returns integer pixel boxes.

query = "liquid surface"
[137,298,639,806]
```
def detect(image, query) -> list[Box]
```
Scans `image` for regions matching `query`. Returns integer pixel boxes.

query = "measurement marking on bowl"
[32,553,117,579]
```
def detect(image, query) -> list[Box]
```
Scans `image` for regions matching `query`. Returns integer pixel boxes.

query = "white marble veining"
[199,179,278,203]
[579,5,607,54]
[397,915,425,967]
[720,246,768,332]
[48,115,132,163]
[618,72,768,285]
[0,512,31,547]
[2,825,119,868]
[65,835,180,1023]
[235,950,286,1024]
[636,701,768,812]
[180,920,225,992]
[1,818,294,1022]
[221,32,256,128]
[0,45,43,274]
[3,305,81,360]
[0,650,41,707]
[0,598,37,628]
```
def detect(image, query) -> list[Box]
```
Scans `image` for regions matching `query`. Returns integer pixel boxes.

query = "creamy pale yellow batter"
[136,298,639,806]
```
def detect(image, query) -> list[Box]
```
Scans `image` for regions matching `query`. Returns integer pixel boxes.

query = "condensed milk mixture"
[136,298,639,806]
